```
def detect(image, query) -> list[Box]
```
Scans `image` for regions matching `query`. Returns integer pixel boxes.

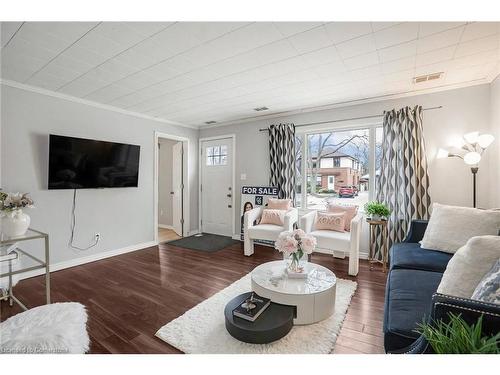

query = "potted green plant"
[417,313,500,354]
[364,201,390,221]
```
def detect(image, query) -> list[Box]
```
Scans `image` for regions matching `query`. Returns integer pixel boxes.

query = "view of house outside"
[296,127,382,210]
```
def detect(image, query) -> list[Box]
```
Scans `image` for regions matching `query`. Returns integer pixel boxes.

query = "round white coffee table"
[251,261,337,325]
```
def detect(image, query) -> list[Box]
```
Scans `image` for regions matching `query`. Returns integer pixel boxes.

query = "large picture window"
[296,125,382,211]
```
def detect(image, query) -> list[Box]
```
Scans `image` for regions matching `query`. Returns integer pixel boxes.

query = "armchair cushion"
[314,211,346,232]
[310,230,351,252]
[267,198,292,210]
[247,224,284,241]
[390,242,452,273]
[260,209,285,226]
[383,268,443,353]
[327,204,358,231]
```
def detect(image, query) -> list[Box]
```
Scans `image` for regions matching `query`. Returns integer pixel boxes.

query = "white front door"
[327,175,335,190]
[201,137,233,236]
[172,142,183,236]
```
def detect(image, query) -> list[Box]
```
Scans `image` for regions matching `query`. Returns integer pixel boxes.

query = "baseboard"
[188,228,200,236]
[232,234,242,240]
[158,224,174,230]
[18,240,157,281]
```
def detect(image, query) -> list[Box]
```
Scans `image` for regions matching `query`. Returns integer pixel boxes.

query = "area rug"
[167,233,239,252]
[155,273,357,354]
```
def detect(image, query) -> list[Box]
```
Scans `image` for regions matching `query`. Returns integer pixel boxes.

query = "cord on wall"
[69,189,100,251]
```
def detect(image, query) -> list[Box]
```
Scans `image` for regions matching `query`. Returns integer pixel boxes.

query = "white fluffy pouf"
[0,302,89,354]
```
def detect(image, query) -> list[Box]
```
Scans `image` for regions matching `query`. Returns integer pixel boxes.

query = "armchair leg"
[348,254,359,276]
[244,237,254,256]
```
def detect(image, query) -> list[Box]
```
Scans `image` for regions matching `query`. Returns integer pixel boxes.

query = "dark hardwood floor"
[0,242,387,354]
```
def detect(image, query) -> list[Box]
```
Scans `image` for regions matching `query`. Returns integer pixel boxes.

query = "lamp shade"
[463,151,481,165]
[477,134,495,149]
[464,131,479,144]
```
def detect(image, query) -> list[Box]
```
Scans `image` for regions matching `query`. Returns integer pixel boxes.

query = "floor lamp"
[437,132,495,208]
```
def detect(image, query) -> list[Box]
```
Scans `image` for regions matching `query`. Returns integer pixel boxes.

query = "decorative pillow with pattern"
[267,198,292,210]
[471,259,500,304]
[259,209,286,226]
[314,212,346,232]
[327,204,358,232]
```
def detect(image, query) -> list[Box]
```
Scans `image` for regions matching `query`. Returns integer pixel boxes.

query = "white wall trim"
[18,240,157,281]
[0,79,198,130]
[154,131,190,243]
[201,78,490,130]
[198,134,236,236]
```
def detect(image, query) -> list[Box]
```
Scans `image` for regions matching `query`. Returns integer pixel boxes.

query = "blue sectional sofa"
[383,220,500,354]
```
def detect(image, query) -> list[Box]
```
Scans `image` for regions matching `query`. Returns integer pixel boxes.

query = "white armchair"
[243,207,298,256]
[300,211,363,276]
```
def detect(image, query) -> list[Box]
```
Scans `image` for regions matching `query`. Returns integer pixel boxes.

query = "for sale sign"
[240,186,278,242]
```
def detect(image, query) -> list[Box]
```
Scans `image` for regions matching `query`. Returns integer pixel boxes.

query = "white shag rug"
[155,273,357,354]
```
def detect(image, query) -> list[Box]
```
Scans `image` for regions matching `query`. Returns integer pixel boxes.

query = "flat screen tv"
[48,135,140,189]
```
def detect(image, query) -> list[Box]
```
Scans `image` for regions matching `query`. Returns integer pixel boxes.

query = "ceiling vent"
[205,120,217,124]
[413,72,444,84]
[253,106,269,111]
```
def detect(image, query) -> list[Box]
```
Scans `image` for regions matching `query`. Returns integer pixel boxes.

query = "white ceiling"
[1,21,499,127]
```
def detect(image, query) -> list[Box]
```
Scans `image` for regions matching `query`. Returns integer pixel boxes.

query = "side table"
[366,219,388,272]
[0,228,50,310]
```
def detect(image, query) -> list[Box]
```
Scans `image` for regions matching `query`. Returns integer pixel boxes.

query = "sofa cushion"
[384,269,443,352]
[310,229,351,252]
[437,235,500,299]
[390,242,452,273]
[420,203,500,254]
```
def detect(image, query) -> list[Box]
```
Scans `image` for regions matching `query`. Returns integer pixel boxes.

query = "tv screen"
[48,135,140,189]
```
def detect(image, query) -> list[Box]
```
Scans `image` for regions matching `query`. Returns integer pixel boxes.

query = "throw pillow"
[259,209,285,226]
[420,203,500,253]
[267,198,292,210]
[471,259,500,304]
[437,236,500,299]
[327,204,358,232]
[314,212,346,232]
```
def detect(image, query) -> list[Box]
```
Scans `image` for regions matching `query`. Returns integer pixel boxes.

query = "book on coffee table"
[233,293,271,322]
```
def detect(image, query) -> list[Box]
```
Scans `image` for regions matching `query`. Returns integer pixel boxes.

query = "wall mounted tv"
[48,135,140,189]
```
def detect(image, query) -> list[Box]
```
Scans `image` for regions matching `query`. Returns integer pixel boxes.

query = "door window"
[206,145,228,166]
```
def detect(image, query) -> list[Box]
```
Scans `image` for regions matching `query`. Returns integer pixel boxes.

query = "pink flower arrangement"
[275,229,317,257]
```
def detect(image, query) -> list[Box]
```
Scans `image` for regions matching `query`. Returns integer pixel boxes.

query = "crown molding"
[0,79,199,130]
[201,77,492,130]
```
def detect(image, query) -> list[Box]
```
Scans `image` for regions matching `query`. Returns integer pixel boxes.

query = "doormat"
[167,233,239,252]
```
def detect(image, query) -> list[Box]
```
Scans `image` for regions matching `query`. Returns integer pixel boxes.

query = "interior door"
[172,142,183,236]
[201,138,233,236]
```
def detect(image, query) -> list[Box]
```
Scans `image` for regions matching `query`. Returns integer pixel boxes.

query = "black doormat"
[167,233,239,252]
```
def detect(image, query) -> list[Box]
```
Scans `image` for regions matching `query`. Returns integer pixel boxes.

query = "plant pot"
[1,210,30,237]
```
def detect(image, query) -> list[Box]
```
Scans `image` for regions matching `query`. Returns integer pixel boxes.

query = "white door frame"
[199,134,236,236]
[154,131,190,244]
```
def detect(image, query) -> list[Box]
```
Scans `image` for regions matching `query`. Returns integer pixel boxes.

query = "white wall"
[0,84,199,266]
[489,76,500,208]
[158,138,177,227]
[200,84,496,253]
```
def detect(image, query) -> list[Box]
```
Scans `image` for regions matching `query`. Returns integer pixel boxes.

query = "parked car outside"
[338,185,358,198]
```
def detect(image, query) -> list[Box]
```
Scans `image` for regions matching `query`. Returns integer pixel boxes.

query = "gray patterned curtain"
[269,123,296,204]
[373,106,432,259]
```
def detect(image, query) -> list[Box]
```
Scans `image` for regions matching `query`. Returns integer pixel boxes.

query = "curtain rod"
[258,105,443,132]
